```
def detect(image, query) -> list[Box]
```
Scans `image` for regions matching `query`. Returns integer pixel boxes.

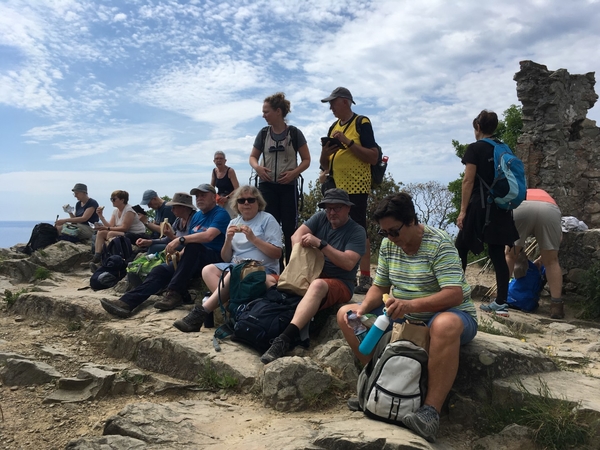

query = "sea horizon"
[0,220,55,249]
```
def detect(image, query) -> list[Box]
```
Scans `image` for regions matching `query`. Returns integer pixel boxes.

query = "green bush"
[33,267,51,281]
[579,262,600,320]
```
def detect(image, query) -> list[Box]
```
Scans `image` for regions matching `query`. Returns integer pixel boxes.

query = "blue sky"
[1,0,600,221]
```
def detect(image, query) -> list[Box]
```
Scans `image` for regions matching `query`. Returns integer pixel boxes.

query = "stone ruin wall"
[514,60,600,227]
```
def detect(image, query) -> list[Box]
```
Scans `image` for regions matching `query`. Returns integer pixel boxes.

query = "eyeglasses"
[110,197,117,201]
[237,197,257,204]
[377,224,404,238]
[324,205,343,213]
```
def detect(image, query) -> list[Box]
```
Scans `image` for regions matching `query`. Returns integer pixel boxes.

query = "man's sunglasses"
[237,197,257,204]
[377,224,404,238]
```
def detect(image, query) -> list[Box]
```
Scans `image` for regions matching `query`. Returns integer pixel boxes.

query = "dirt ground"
[0,264,597,449]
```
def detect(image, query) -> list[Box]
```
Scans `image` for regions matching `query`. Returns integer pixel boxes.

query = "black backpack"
[327,114,386,186]
[89,236,133,291]
[23,223,58,255]
[232,287,302,353]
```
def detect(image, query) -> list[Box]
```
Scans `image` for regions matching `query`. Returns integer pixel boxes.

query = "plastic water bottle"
[358,294,392,355]
[358,311,390,355]
[380,155,389,167]
[347,311,367,343]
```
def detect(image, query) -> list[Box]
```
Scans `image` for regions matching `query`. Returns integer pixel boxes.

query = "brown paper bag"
[277,243,325,296]
[391,321,430,353]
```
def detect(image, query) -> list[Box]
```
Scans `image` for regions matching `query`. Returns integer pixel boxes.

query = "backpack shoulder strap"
[259,126,269,152]
[327,120,338,138]
[288,125,300,153]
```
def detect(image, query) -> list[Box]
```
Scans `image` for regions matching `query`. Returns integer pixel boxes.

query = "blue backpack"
[507,261,545,312]
[479,138,526,210]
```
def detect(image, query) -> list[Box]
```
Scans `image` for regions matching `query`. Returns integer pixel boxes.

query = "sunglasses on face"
[377,224,404,238]
[237,197,257,204]
[110,197,118,201]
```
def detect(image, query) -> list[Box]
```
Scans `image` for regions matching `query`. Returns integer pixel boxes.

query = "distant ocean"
[0,221,53,249]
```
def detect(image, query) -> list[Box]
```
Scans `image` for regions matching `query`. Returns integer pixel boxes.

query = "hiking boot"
[480,300,509,316]
[173,305,207,332]
[550,301,565,319]
[154,290,183,311]
[354,275,372,295]
[260,336,290,364]
[347,397,360,412]
[89,262,98,273]
[100,298,133,318]
[403,404,440,443]
[91,253,101,263]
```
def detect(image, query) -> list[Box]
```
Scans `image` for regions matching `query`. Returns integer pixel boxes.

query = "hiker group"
[28,88,564,443]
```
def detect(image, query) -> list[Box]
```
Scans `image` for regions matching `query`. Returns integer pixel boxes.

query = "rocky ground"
[0,257,599,449]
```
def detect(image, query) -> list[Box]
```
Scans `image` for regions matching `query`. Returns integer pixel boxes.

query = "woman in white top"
[173,185,283,333]
[92,190,145,263]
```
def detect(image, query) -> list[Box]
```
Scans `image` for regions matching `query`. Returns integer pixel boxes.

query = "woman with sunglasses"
[249,92,311,264]
[173,185,283,332]
[336,192,477,443]
[92,190,145,264]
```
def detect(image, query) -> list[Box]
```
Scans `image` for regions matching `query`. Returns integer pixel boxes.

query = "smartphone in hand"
[321,137,342,148]
[132,205,147,215]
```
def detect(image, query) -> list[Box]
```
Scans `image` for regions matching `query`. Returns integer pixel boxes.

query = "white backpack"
[356,331,428,425]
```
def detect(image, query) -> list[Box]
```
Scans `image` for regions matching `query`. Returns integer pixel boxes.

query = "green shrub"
[33,267,51,281]
[579,262,600,320]
[3,289,28,307]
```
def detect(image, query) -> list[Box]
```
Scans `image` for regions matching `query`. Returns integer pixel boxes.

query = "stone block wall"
[514,60,600,227]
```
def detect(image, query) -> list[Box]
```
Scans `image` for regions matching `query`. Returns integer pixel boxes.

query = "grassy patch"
[3,288,28,307]
[479,379,591,449]
[196,361,239,391]
[477,317,504,336]
[33,267,51,281]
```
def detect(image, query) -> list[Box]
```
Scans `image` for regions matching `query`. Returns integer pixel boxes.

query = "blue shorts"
[368,304,478,346]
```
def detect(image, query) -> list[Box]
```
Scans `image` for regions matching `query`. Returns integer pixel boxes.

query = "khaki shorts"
[513,200,561,250]
[318,278,353,310]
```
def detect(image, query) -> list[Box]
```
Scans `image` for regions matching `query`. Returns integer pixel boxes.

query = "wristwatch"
[318,240,328,250]
[179,236,186,245]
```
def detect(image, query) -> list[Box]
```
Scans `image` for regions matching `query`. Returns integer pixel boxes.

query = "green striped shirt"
[374,225,477,323]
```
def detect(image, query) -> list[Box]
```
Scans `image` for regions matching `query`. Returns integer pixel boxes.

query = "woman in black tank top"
[211,151,239,207]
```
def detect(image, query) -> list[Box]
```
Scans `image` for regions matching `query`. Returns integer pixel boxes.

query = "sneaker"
[403,404,440,443]
[100,298,133,318]
[173,305,207,332]
[354,275,372,295]
[260,336,290,364]
[480,300,509,316]
[154,290,183,311]
[550,301,565,319]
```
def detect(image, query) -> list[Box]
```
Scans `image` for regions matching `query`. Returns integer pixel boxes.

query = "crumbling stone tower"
[515,60,600,227]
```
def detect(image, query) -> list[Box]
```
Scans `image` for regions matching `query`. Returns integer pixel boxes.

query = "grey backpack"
[356,331,428,425]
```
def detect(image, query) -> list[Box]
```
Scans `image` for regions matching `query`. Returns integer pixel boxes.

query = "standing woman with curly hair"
[455,110,519,314]
[249,92,311,264]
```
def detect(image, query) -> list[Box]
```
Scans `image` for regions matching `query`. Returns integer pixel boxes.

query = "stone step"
[65,400,434,450]
[493,371,600,431]
[9,291,560,401]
